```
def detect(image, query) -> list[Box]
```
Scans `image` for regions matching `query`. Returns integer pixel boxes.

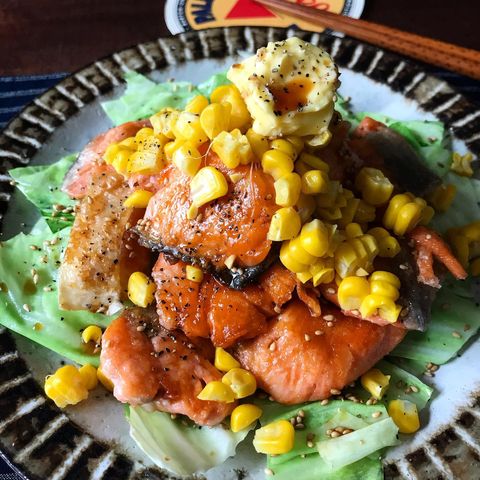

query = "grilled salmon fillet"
[136,150,278,276]
[234,300,406,404]
[100,308,234,426]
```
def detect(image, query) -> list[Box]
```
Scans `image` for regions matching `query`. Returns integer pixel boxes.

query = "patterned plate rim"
[0,26,479,480]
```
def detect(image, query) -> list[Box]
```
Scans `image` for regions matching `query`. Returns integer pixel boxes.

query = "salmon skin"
[135,150,279,288]
[234,300,406,404]
[351,117,441,197]
[152,254,318,347]
[100,308,234,426]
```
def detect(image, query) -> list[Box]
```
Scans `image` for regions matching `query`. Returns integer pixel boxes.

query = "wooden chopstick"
[255,0,480,81]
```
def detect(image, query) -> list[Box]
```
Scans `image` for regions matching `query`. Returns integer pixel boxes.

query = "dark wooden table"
[1,0,479,75]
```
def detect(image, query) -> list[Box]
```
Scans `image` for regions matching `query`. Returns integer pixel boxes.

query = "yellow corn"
[427,184,456,212]
[299,152,330,172]
[229,173,243,183]
[134,127,154,143]
[200,103,231,139]
[110,149,131,175]
[44,365,93,408]
[172,142,202,177]
[420,205,435,226]
[388,399,420,434]
[81,325,102,345]
[104,143,127,165]
[470,257,480,276]
[317,206,342,222]
[97,368,114,392]
[274,173,302,207]
[316,181,341,208]
[280,241,309,273]
[296,193,316,223]
[337,276,371,310]
[270,139,297,160]
[212,129,253,168]
[338,197,361,228]
[79,364,98,390]
[163,138,185,162]
[349,237,369,264]
[294,160,310,177]
[210,85,251,131]
[361,368,391,400]
[383,193,414,229]
[172,111,209,146]
[127,272,156,308]
[355,167,394,206]
[368,227,400,258]
[150,109,179,139]
[451,152,474,177]
[261,149,294,180]
[214,347,240,372]
[222,368,257,399]
[301,170,329,195]
[359,234,380,260]
[268,207,301,241]
[345,223,363,239]
[299,219,329,257]
[124,190,154,208]
[393,202,423,236]
[360,294,401,323]
[460,221,480,242]
[286,136,304,155]
[287,236,317,265]
[253,419,295,455]
[370,271,401,289]
[296,270,313,284]
[197,380,235,403]
[353,200,376,223]
[128,137,164,175]
[185,265,203,283]
[190,166,228,208]
[447,232,469,268]
[230,404,263,433]
[246,128,269,160]
[185,95,209,115]
[118,137,137,150]
[370,280,399,301]
[334,242,359,278]
[310,259,335,286]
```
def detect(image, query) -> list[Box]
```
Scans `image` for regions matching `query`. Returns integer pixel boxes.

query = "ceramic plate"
[0,27,480,480]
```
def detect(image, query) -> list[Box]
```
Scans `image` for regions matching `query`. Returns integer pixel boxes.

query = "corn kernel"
[44,365,89,408]
[274,173,302,207]
[246,128,269,159]
[310,259,335,286]
[300,219,329,257]
[427,184,456,212]
[470,257,480,276]
[419,205,435,226]
[127,148,164,175]
[383,193,414,230]
[338,276,371,310]
[360,294,401,323]
[111,149,131,175]
[185,95,209,114]
[299,152,330,172]
[388,399,420,434]
[338,197,361,228]
[287,236,317,265]
[334,242,359,278]
[79,364,98,390]
[200,103,231,139]
[150,109,179,139]
[222,368,257,399]
[81,325,102,345]
[296,194,316,223]
[124,190,154,208]
[253,419,295,455]
[370,271,401,289]
[230,404,263,433]
[316,180,341,208]
[268,207,301,241]
[296,270,313,284]
[370,280,399,301]
[270,139,297,160]
[172,142,202,176]
[104,143,122,164]
[191,166,228,208]
[451,152,474,177]
[128,272,156,308]
[359,234,379,258]
[118,137,137,150]
[215,347,240,372]
[354,200,376,223]
[361,368,391,400]
[301,170,329,195]
[393,202,423,236]
[210,85,251,131]
[460,221,480,242]
[310,129,332,147]
[378,236,401,258]
[280,241,309,273]
[262,150,294,180]
[355,167,394,206]
[164,139,185,162]
[317,206,342,222]
[345,223,363,239]
[367,227,389,241]
[197,380,235,403]
[212,129,253,168]
[349,237,369,264]
[97,367,114,391]
[185,265,203,283]
[172,111,208,146]
[286,136,304,155]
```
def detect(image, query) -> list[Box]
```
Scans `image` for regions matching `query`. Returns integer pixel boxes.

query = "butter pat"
[227,37,338,144]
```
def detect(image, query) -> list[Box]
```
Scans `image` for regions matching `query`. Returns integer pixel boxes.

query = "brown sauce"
[268,78,313,114]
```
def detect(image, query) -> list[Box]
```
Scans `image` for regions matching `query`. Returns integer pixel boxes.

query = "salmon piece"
[63,120,149,199]
[136,150,278,280]
[100,309,233,426]
[234,300,406,404]
[58,167,151,314]
[409,226,467,288]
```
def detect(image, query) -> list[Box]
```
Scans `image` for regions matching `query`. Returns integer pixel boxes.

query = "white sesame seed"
[330,431,341,438]
[22,303,31,312]
[304,334,311,341]
[326,288,335,294]
[269,341,276,352]
[371,411,382,418]
[307,441,314,448]
[320,399,329,405]
[264,468,274,476]
[410,385,419,393]
[330,388,341,395]
[327,321,334,327]
[399,264,408,270]
[29,245,39,251]
[452,331,461,338]
[33,274,39,285]
[314,330,323,336]
[323,314,334,321]
[273,305,282,314]
[43,286,53,292]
